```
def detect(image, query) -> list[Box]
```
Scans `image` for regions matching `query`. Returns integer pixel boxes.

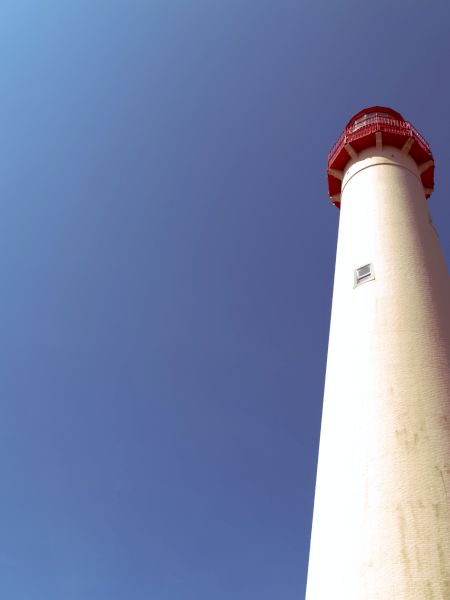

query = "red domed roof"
[345,106,405,128]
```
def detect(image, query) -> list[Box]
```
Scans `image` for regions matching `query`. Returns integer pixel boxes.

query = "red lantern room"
[327,106,434,208]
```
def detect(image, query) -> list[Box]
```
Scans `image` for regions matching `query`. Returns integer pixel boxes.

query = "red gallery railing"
[328,113,431,167]
[327,108,434,206]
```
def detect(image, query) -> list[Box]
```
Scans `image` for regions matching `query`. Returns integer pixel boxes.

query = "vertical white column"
[306,146,450,599]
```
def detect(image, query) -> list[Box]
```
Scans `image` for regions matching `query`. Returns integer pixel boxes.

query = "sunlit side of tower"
[306,107,450,599]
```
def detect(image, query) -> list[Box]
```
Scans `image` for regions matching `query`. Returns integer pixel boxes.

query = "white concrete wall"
[306,146,450,599]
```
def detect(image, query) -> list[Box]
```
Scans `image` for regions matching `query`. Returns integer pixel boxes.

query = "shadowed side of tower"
[306,107,450,599]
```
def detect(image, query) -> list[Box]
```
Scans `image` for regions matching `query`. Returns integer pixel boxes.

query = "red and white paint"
[306,107,450,599]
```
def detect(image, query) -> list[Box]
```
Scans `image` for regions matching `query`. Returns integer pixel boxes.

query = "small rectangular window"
[354,263,374,287]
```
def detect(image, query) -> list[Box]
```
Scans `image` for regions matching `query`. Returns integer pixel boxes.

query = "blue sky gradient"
[1,1,450,598]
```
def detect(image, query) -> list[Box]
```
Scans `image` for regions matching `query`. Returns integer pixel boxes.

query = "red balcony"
[327,107,434,208]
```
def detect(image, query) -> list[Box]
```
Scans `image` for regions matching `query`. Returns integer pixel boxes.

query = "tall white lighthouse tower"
[306,107,450,599]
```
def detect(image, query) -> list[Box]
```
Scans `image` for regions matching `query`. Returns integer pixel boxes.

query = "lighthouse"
[306,107,450,598]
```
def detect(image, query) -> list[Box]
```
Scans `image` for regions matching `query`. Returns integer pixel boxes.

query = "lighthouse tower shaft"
[306,109,450,599]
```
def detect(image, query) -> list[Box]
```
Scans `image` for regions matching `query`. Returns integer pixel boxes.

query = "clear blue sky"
[1,1,450,598]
